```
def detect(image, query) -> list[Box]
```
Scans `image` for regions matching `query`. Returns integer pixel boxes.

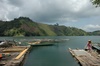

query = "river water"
[0,36,100,66]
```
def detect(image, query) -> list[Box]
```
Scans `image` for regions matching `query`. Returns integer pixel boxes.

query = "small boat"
[30,43,54,46]
[92,44,100,53]
[0,41,5,45]
[0,40,18,47]
[28,40,54,46]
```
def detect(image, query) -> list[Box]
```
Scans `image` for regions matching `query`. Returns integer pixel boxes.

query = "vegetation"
[91,0,100,7]
[88,30,100,35]
[0,17,99,36]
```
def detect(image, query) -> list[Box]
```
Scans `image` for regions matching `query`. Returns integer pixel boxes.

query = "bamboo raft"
[69,48,100,66]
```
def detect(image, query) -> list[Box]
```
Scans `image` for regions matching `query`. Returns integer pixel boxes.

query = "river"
[0,36,100,66]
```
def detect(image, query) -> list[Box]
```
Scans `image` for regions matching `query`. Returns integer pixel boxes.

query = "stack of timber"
[69,48,100,66]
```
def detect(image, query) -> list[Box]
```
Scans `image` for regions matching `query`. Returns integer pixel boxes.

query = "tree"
[91,0,100,7]
[54,23,59,26]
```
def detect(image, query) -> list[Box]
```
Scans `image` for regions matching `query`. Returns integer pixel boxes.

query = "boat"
[28,40,54,46]
[29,43,54,46]
[0,41,5,45]
[0,39,18,47]
[92,44,100,53]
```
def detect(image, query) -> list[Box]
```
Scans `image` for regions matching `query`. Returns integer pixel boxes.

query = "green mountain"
[0,17,88,36]
[88,30,100,36]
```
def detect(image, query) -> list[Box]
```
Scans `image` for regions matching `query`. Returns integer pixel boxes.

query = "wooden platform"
[0,46,31,66]
[69,48,100,66]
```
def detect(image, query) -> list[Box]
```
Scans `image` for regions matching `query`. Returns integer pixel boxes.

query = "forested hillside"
[0,17,92,36]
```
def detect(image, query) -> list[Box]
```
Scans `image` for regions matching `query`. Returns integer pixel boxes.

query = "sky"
[0,0,100,32]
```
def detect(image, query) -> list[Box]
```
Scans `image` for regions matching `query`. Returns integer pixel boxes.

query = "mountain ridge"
[0,17,99,36]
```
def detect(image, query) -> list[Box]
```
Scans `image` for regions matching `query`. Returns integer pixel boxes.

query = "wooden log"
[69,48,75,56]
[15,48,28,60]
[76,56,89,66]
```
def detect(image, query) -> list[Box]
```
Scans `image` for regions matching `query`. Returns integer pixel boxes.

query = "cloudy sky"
[0,0,100,32]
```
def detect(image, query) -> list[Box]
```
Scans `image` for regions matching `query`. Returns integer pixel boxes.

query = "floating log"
[15,48,29,60]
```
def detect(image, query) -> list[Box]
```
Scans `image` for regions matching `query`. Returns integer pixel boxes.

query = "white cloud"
[0,0,20,21]
[82,24,100,32]
[0,0,98,22]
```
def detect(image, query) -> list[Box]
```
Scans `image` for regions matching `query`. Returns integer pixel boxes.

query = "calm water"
[0,36,100,66]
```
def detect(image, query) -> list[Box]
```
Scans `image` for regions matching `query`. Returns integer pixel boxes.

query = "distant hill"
[88,30,100,36]
[0,17,96,36]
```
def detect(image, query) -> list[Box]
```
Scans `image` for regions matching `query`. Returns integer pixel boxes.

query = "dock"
[0,45,31,66]
[69,48,100,66]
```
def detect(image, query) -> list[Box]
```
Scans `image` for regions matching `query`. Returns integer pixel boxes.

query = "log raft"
[69,48,100,66]
[0,45,31,66]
